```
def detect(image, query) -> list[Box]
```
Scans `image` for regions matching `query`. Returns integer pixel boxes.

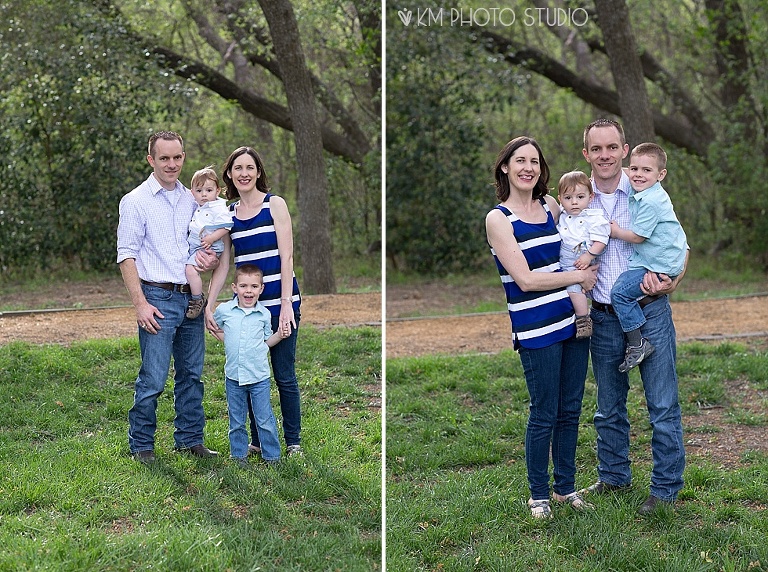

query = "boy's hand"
[609,220,622,238]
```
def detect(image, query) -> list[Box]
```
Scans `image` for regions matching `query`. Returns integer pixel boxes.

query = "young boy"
[609,142,688,372]
[213,264,289,466]
[185,167,232,319]
[556,170,610,339]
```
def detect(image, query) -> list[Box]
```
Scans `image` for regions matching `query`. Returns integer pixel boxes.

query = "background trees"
[0,0,381,293]
[387,0,768,273]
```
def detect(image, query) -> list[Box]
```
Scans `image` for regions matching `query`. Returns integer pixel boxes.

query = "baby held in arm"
[556,170,609,339]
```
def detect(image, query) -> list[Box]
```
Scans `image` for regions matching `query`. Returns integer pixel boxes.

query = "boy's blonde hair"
[190,165,221,192]
[557,170,592,196]
[631,142,667,170]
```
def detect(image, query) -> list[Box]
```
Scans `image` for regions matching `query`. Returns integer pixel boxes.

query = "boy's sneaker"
[575,315,592,339]
[185,294,207,319]
[527,498,553,519]
[618,338,654,373]
[286,444,303,457]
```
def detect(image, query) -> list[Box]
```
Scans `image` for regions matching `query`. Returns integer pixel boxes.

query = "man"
[117,130,219,463]
[579,119,687,514]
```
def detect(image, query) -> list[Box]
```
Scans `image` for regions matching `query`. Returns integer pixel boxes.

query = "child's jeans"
[610,267,677,334]
[225,377,281,461]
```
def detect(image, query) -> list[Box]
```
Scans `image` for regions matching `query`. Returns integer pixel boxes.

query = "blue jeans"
[590,296,685,501]
[226,377,281,461]
[611,267,651,333]
[128,284,206,453]
[519,336,590,500]
[249,312,302,447]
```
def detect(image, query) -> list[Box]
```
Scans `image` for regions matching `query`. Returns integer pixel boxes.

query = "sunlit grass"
[0,326,381,571]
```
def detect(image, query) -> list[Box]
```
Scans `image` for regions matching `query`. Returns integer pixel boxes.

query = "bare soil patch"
[0,292,381,346]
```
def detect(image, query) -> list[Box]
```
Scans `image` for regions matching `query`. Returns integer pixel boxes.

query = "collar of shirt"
[148,174,186,201]
[629,181,663,202]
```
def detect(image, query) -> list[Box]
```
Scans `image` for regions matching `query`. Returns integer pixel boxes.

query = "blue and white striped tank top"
[490,200,575,349]
[230,193,301,317]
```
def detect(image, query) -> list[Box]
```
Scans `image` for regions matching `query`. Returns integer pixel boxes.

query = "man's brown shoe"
[178,444,219,458]
[638,495,673,515]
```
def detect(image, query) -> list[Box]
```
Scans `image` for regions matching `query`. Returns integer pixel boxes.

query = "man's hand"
[136,302,164,334]
[194,248,219,272]
[641,272,673,296]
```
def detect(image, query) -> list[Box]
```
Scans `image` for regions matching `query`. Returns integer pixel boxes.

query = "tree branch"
[153,46,366,163]
[476,29,710,158]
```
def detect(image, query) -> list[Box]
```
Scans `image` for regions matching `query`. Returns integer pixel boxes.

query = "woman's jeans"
[226,377,281,461]
[519,336,590,500]
[249,312,301,447]
[128,284,206,453]
[590,296,685,501]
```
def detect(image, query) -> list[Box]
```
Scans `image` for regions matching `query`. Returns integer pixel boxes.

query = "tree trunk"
[258,0,336,294]
[593,0,655,148]
[705,0,756,141]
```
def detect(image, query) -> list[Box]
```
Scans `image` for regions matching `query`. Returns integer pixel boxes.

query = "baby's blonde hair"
[558,170,592,196]
[190,165,221,192]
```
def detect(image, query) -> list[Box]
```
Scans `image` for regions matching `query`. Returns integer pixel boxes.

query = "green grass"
[0,326,381,571]
[386,341,768,572]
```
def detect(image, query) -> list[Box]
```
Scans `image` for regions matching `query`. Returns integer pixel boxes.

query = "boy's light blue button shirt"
[213,299,273,385]
[628,182,688,276]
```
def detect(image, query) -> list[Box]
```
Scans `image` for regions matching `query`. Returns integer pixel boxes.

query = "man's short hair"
[583,118,625,148]
[148,131,184,157]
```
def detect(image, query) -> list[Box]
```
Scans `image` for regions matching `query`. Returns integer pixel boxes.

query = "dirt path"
[0,292,381,346]
[385,295,768,358]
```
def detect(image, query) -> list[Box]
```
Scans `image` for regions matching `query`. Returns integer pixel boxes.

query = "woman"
[206,147,303,457]
[485,136,596,518]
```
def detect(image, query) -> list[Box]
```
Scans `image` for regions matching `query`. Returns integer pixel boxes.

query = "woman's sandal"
[527,498,553,519]
[552,491,594,510]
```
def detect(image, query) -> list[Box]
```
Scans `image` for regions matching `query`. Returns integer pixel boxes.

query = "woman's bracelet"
[281,297,292,301]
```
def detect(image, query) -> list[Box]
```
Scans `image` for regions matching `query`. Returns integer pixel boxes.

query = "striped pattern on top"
[230,194,301,316]
[491,200,575,349]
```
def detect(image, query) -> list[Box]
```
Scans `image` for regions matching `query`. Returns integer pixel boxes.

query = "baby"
[556,170,610,338]
[185,166,233,319]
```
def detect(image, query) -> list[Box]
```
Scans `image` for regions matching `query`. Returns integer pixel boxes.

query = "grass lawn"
[0,326,381,571]
[386,341,768,571]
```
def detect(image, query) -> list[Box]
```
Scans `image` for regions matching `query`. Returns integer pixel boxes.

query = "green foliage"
[0,325,381,570]
[387,341,768,571]
[385,0,768,272]
[386,5,490,273]
[0,0,192,275]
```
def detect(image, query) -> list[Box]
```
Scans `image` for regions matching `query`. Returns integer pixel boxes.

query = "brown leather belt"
[141,280,192,294]
[592,295,662,316]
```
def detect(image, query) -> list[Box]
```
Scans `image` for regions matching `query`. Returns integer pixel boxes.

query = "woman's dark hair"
[493,136,550,202]
[222,146,271,200]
